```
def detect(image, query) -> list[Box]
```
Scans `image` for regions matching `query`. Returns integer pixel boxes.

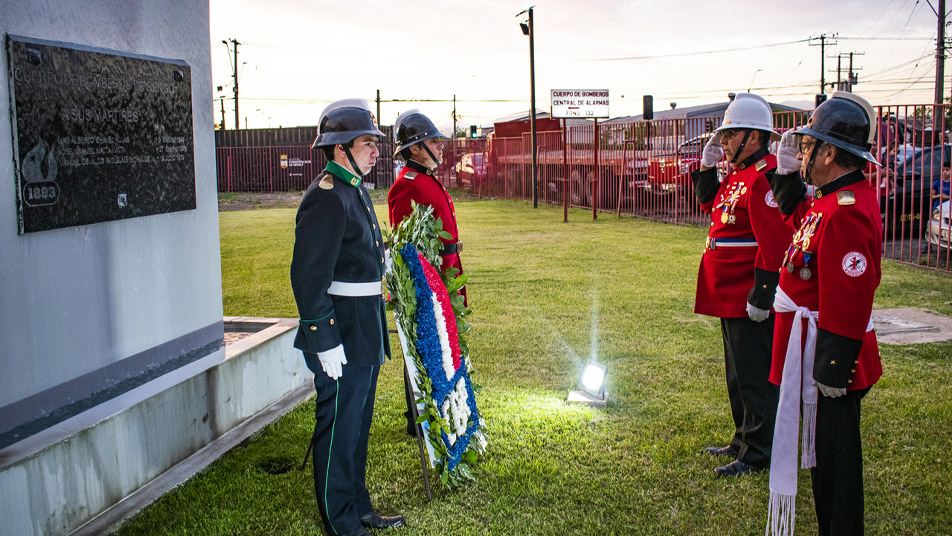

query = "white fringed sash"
[766,286,818,536]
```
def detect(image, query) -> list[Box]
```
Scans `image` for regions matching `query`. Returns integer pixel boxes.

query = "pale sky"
[209,0,947,132]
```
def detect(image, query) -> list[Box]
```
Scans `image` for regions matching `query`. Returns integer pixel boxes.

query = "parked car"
[881,144,951,237]
[456,152,486,186]
[644,134,710,198]
[928,199,952,250]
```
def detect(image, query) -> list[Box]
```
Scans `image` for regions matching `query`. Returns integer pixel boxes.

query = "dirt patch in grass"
[218,192,304,212]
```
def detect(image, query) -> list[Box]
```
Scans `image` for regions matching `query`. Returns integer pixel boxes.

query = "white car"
[928,199,952,249]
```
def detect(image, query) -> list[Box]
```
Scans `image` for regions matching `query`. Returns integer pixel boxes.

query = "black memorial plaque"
[6,35,196,234]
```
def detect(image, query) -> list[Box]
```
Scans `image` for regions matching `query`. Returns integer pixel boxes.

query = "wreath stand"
[395,320,435,502]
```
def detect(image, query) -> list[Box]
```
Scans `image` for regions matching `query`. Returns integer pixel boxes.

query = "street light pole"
[518,7,538,208]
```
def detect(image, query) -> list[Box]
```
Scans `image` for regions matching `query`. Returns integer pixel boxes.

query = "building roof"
[603,99,803,124]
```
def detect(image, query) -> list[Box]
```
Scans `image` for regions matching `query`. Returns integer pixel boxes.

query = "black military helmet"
[393,109,446,160]
[311,98,385,149]
[795,91,878,164]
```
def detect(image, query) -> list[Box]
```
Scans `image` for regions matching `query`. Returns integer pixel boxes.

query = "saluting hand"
[317,344,347,380]
[700,132,724,169]
[776,130,802,175]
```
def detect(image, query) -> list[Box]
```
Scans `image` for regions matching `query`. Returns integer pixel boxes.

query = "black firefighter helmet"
[795,91,878,165]
[393,109,446,160]
[311,98,385,149]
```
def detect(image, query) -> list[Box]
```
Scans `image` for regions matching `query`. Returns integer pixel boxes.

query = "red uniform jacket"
[768,170,883,391]
[693,153,791,318]
[388,160,466,300]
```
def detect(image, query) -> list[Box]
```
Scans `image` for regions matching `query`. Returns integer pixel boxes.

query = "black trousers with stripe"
[720,315,779,468]
[811,387,870,536]
[306,353,379,535]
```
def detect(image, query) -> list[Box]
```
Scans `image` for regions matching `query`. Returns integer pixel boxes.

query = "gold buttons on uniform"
[310,325,317,331]
[830,360,837,365]
[329,318,335,325]
[375,240,379,246]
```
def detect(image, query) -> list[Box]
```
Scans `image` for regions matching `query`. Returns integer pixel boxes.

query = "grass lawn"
[117,198,952,535]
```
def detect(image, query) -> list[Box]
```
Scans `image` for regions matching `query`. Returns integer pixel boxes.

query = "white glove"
[746,302,770,322]
[776,130,802,175]
[317,344,347,380]
[817,381,847,398]
[700,132,724,168]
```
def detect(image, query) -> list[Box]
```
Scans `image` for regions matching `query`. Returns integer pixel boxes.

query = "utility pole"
[453,94,458,140]
[223,39,241,130]
[375,89,381,126]
[518,6,538,209]
[829,52,863,91]
[219,96,226,130]
[810,33,838,95]
[936,0,946,104]
[847,52,864,91]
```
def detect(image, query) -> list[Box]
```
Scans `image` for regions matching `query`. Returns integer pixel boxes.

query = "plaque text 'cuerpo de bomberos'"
[6,35,196,234]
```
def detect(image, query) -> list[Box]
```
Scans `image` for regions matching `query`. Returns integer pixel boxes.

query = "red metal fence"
[213,105,952,273]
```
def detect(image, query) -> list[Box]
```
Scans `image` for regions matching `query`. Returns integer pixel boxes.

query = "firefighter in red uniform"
[387,109,466,435]
[691,93,790,477]
[388,110,464,292]
[764,92,883,536]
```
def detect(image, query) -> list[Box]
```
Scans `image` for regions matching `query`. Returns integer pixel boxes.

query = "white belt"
[327,280,382,297]
[705,237,758,251]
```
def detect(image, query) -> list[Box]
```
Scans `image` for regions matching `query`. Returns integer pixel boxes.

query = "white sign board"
[551,89,610,118]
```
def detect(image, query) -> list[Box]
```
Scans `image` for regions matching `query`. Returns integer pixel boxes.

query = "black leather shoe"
[360,512,406,530]
[704,445,737,457]
[714,459,765,477]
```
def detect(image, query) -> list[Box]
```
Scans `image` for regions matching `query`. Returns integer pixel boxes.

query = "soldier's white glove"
[817,381,847,398]
[776,130,802,175]
[746,302,770,322]
[317,344,347,380]
[700,132,724,168]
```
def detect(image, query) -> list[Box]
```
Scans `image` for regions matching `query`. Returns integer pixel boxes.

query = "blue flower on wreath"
[401,243,481,472]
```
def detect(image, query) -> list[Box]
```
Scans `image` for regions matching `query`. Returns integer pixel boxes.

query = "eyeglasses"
[799,139,818,154]
[720,129,737,140]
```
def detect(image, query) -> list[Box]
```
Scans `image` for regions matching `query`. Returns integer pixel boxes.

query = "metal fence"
[212,105,952,273]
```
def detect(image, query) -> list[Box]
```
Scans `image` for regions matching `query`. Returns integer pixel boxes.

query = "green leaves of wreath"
[385,201,486,488]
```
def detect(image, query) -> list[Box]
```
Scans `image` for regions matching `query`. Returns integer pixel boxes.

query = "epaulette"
[404,170,418,180]
[837,190,855,206]
[318,175,334,190]
[754,158,768,172]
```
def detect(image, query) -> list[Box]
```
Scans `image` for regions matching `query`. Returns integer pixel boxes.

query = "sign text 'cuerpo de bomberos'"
[550,89,609,118]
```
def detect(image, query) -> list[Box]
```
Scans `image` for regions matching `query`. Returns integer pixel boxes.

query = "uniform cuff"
[294,312,342,354]
[813,328,863,389]
[691,167,719,205]
[747,268,780,310]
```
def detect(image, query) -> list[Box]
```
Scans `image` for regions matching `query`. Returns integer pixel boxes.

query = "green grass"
[119,199,952,535]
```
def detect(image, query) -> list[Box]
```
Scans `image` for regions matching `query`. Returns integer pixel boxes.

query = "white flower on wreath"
[441,378,471,446]
[430,293,456,381]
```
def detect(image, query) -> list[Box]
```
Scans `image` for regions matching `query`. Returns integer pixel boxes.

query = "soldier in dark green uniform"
[290,98,405,536]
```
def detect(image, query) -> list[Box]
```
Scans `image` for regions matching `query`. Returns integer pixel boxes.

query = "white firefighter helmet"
[715,93,781,141]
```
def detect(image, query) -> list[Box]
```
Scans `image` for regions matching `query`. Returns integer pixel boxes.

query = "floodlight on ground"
[567,359,607,407]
